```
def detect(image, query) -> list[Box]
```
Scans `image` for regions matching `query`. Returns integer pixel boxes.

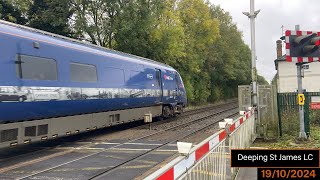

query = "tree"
[11,0,32,18]
[207,5,251,101]
[257,75,269,85]
[28,0,73,37]
[114,0,164,57]
[71,0,124,47]
[148,0,185,66]
[177,0,220,104]
[0,0,27,24]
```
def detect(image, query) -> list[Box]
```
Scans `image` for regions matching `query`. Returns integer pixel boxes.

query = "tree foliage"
[207,5,251,101]
[71,0,124,47]
[0,0,27,24]
[148,0,185,66]
[177,0,220,104]
[28,0,73,37]
[257,74,269,85]
[113,0,164,57]
[6,0,254,105]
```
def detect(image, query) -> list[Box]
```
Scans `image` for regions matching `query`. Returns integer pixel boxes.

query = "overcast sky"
[209,0,320,82]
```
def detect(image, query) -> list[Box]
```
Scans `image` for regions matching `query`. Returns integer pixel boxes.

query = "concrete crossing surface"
[236,168,257,180]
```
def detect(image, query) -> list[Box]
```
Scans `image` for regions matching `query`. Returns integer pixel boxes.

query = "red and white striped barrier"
[145,130,227,180]
[144,108,255,180]
[227,108,254,134]
[229,108,256,178]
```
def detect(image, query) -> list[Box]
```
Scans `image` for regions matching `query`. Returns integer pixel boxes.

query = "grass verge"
[253,125,320,149]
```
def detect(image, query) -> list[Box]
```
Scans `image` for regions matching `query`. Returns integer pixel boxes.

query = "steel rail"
[135,100,237,129]
[89,110,238,179]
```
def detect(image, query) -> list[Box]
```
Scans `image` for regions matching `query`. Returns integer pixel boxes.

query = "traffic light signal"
[285,30,320,62]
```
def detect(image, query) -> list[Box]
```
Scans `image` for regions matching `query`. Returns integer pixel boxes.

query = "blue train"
[0,20,187,148]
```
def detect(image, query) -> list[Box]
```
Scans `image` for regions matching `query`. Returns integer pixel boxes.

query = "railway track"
[90,108,238,180]
[0,101,238,180]
[134,99,237,130]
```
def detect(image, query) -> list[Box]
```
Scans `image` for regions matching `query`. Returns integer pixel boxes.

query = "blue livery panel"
[0,21,187,122]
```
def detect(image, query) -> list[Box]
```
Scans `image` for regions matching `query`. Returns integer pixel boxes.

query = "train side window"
[105,67,125,85]
[16,54,58,80]
[70,62,97,82]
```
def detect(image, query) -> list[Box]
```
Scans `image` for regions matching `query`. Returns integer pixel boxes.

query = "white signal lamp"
[219,122,227,129]
[177,142,193,156]
[224,118,233,125]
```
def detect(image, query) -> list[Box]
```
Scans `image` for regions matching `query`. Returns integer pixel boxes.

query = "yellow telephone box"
[298,94,305,105]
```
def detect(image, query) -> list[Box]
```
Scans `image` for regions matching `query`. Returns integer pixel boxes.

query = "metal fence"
[144,109,256,180]
[257,85,278,138]
[238,85,278,138]
[178,141,227,180]
[238,86,251,111]
[277,92,320,136]
[229,109,256,179]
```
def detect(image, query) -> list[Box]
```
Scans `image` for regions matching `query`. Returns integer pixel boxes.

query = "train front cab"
[159,70,186,118]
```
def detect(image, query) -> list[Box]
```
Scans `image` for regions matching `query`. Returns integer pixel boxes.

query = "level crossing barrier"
[144,108,256,180]
[228,107,256,179]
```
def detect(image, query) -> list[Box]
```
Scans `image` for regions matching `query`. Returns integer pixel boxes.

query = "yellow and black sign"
[298,94,305,105]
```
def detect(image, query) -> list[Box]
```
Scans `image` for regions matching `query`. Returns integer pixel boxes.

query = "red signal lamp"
[311,36,320,46]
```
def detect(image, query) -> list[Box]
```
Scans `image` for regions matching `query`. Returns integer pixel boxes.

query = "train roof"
[0,20,175,71]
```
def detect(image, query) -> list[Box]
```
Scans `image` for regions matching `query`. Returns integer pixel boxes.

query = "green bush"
[310,110,320,125]
[281,110,300,136]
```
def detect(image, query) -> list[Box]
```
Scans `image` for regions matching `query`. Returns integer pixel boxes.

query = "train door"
[174,73,180,102]
[155,69,163,102]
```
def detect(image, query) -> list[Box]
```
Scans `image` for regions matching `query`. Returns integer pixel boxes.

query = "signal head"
[285,30,320,62]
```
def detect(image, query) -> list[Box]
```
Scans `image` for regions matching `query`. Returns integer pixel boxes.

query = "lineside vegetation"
[254,111,320,148]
